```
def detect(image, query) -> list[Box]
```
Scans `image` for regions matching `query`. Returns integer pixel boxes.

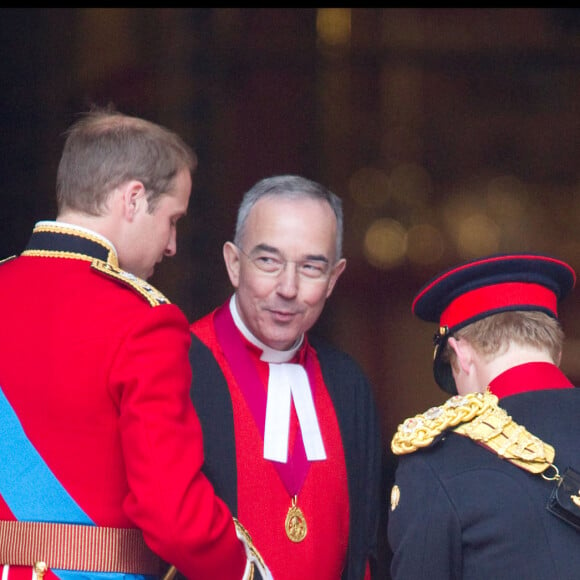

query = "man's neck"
[57,211,108,235]
[56,212,119,250]
[480,343,556,389]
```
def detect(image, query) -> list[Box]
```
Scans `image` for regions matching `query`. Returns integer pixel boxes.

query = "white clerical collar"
[229,294,303,363]
[228,294,326,463]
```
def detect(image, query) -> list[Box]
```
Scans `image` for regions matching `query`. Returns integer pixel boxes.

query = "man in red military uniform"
[0,107,270,580]
[188,175,385,579]
[389,253,580,579]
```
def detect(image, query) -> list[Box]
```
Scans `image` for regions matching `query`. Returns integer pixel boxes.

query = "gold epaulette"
[453,392,555,474]
[391,391,493,455]
[91,260,170,307]
[391,390,555,475]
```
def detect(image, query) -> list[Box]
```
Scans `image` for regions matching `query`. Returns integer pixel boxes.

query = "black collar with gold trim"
[20,222,170,307]
[22,222,118,267]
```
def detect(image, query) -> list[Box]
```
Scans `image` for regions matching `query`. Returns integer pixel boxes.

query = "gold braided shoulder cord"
[391,390,556,476]
[391,391,495,455]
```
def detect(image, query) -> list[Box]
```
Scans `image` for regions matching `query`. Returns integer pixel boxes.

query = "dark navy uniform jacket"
[388,367,580,580]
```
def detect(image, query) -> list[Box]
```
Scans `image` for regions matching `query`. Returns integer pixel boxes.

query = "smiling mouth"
[270,309,297,321]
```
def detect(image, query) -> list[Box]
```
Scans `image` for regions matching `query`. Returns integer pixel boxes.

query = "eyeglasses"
[237,246,332,280]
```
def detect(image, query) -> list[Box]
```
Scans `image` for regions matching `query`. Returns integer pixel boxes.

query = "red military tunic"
[0,222,247,580]
[190,301,377,580]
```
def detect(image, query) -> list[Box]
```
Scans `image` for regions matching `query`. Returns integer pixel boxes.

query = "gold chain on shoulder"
[391,390,556,475]
[391,391,494,455]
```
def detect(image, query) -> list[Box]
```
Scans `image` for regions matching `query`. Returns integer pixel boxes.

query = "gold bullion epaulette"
[453,391,555,473]
[91,260,170,307]
[391,390,556,474]
[391,391,500,456]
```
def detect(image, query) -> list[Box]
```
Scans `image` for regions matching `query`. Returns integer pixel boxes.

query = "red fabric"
[489,362,574,399]
[364,561,371,580]
[440,282,557,329]
[192,311,350,580]
[0,253,245,579]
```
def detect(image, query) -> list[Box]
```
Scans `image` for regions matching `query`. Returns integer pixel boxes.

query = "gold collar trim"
[21,223,118,268]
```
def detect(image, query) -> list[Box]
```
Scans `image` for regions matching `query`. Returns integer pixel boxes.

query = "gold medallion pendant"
[285,496,307,542]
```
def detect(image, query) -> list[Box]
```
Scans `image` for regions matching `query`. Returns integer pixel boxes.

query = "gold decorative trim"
[454,396,554,474]
[21,249,95,262]
[391,390,556,476]
[30,223,118,267]
[234,518,267,579]
[35,222,113,246]
[91,260,170,306]
[391,391,493,455]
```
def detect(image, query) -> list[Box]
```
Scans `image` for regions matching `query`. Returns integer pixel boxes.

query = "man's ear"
[447,336,473,375]
[120,180,147,221]
[223,241,241,288]
[325,258,347,298]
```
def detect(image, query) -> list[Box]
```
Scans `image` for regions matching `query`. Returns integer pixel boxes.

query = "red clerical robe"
[190,301,383,580]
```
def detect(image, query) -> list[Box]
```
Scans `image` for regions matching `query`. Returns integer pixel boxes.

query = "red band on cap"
[440,282,558,329]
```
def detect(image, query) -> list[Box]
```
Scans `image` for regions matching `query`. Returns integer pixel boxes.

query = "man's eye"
[256,256,279,265]
[253,255,283,272]
[302,262,324,272]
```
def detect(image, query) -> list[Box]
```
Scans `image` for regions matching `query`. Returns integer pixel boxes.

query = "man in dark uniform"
[388,253,580,580]
[0,107,270,580]
[188,175,385,579]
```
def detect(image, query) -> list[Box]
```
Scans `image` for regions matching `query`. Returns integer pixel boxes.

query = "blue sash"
[0,388,151,580]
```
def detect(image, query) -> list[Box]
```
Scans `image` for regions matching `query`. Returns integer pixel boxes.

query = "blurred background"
[3,7,580,457]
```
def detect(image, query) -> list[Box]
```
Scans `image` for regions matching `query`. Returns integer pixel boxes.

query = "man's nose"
[276,262,299,296]
[164,231,177,257]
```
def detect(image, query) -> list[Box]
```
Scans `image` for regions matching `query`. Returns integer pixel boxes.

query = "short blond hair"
[442,310,564,368]
[57,105,197,215]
